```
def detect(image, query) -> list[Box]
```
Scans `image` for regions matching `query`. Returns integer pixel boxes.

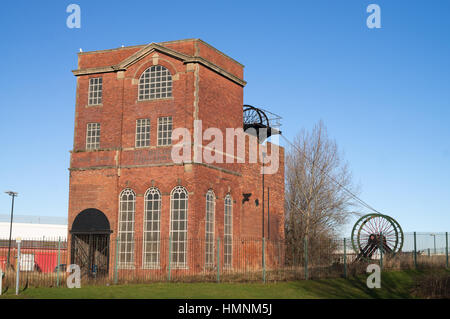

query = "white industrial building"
[0,216,67,240]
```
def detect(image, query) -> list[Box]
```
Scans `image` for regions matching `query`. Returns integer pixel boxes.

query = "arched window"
[205,190,215,267]
[170,186,188,268]
[143,187,161,268]
[224,194,233,268]
[118,189,136,268]
[138,65,173,100]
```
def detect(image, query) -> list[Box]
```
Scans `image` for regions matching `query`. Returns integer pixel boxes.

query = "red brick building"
[68,39,284,277]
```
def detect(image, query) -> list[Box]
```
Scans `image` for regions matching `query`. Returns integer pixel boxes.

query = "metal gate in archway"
[70,208,112,278]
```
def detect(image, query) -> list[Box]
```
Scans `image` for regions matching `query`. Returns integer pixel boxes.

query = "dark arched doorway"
[70,208,112,278]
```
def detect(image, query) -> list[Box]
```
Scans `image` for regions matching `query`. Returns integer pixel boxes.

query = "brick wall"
[68,39,285,272]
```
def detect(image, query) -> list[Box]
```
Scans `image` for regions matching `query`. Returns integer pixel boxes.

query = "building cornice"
[68,162,241,176]
[77,38,245,67]
[184,56,246,86]
[72,42,246,87]
[72,65,126,76]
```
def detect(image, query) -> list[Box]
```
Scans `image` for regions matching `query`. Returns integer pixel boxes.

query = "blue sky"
[0,0,449,234]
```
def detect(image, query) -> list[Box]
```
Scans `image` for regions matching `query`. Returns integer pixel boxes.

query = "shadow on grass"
[287,270,423,299]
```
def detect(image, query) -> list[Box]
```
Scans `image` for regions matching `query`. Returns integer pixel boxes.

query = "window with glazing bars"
[86,123,100,150]
[157,116,172,146]
[205,190,215,267]
[143,188,161,268]
[224,194,233,268]
[88,77,102,105]
[118,189,135,269]
[138,65,172,100]
[170,186,188,268]
[135,118,150,147]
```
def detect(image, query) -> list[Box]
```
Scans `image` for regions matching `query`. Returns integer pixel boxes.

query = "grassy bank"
[1,269,448,299]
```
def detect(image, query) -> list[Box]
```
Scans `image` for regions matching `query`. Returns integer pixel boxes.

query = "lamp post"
[4,191,18,269]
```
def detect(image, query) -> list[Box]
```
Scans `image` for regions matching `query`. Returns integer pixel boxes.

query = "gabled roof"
[72,42,246,86]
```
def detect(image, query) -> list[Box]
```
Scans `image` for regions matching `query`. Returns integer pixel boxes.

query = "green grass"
[0,270,445,299]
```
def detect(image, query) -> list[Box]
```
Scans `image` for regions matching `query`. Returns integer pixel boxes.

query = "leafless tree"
[285,121,359,264]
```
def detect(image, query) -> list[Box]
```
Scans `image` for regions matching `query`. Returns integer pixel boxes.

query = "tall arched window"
[170,186,188,268]
[143,187,161,268]
[205,190,215,267]
[224,194,233,268]
[138,65,173,100]
[118,189,136,268]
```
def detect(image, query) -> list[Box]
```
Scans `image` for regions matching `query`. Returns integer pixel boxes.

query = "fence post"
[343,238,347,278]
[15,239,21,295]
[304,237,308,280]
[114,237,119,285]
[262,237,266,283]
[0,268,3,296]
[446,232,449,269]
[168,235,172,281]
[216,237,220,283]
[57,237,61,287]
[413,232,417,269]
